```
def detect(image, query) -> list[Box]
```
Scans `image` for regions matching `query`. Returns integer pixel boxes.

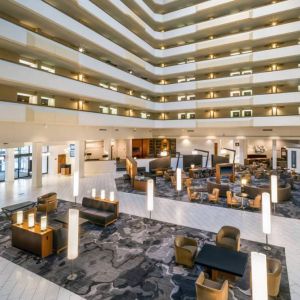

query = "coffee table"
[195,244,248,280]
[1,201,36,220]
[54,212,88,228]
[235,192,249,209]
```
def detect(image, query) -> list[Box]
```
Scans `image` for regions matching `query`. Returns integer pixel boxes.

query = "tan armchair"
[185,178,193,188]
[195,272,228,300]
[248,194,262,210]
[187,187,200,201]
[174,235,198,268]
[37,192,58,213]
[226,191,241,208]
[208,188,219,203]
[170,176,176,188]
[216,226,240,251]
[267,258,282,297]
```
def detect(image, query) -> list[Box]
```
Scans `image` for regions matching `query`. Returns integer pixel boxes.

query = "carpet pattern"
[115,176,300,220]
[0,200,290,299]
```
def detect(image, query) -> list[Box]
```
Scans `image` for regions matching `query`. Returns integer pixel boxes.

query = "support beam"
[32,142,43,187]
[272,140,277,170]
[5,148,15,183]
[74,140,85,178]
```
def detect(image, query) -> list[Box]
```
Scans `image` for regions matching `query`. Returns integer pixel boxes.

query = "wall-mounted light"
[272,106,278,115]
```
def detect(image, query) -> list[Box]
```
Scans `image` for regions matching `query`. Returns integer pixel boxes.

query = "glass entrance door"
[14,146,32,179]
[0,149,5,182]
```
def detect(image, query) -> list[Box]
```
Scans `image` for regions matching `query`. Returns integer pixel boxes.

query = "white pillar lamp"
[271,175,278,213]
[176,168,182,199]
[67,208,79,280]
[40,215,47,231]
[73,171,79,205]
[28,213,35,228]
[251,252,268,300]
[109,191,115,202]
[147,179,154,219]
[91,188,96,198]
[16,210,23,225]
[100,189,105,200]
[262,192,271,251]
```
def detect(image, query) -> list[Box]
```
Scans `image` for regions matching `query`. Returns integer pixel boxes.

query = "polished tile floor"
[1,173,300,300]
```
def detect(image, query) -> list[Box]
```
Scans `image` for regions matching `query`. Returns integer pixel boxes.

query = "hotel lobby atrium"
[0,0,300,299]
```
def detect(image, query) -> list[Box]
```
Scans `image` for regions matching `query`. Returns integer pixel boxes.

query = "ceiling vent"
[99,129,107,131]
[262,129,273,132]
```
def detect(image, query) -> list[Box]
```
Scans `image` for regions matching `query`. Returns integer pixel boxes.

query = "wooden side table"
[11,223,53,258]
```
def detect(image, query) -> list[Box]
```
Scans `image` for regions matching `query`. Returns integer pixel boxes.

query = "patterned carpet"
[0,200,290,299]
[115,176,300,220]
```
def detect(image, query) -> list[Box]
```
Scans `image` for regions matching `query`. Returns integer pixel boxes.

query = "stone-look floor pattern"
[1,173,300,299]
[115,176,300,220]
[0,200,290,300]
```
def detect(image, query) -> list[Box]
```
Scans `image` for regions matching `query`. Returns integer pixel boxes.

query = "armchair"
[174,235,198,268]
[248,195,262,210]
[37,192,58,213]
[267,258,282,297]
[216,226,240,251]
[195,272,228,300]
[208,188,220,203]
[226,191,241,208]
[187,187,200,201]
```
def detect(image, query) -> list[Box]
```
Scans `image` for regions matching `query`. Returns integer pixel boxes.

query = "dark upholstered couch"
[207,180,230,198]
[244,184,291,202]
[79,197,118,226]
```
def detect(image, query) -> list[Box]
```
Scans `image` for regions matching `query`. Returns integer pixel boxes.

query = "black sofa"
[79,197,118,226]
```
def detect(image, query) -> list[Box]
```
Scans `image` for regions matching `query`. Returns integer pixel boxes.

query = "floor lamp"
[251,252,268,300]
[176,168,182,199]
[262,192,271,251]
[67,208,79,281]
[73,171,79,206]
[271,175,278,214]
[147,179,154,219]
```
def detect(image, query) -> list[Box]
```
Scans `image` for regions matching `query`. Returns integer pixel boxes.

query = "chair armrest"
[183,237,197,247]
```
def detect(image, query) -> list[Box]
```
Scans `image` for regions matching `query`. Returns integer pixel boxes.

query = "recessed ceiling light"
[79,47,85,53]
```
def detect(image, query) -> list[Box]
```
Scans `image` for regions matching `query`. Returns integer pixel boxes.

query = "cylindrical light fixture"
[241,178,247,186]
[109,191,115,202]
[91,188,96,198]
[176,168,182,192]
[251,252,268,300]
[271,175,278,204]
[73,171,79,204]
[147,179,154,219]
[67,209,79,260]
[40,215,47,231]
[262,192,271,250]
[16,210,23,225]
[190,164,195,169]
[100,189,105,200]
[28,213,35,228]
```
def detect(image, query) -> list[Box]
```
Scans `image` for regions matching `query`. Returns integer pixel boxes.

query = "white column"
[238,140,247,165]
[32,142,43,187]
[103,138,112,160]
[5,148,15,182]
[74,140,85,177]
[272,139,277,170]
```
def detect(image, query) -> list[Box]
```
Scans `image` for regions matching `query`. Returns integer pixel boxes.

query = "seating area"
[0,206,290,300]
